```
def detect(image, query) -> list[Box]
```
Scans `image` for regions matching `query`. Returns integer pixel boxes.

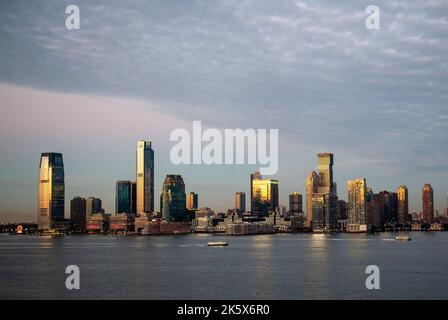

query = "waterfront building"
[136,140,154,216]
[160,175,187,221]
[288,192,303,216]
[366,190,381,228]
[86,213,109,233]
[116,180,136,214]
[311,192,338,232]
[70,196,86,232]
[109,213,135,233]
[305,171,319,228]
[317,153,335,194]
[422,184,434,224]
[187,192,198,210]
[235,192,246,213]
[251,179,279,216]
[347,178,367,232]
[38,152,65,231]
[338,199,347,220]
[86,197,102,217]
[397,185,409,225]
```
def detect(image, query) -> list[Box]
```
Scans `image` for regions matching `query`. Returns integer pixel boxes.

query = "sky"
[0,0,447,222]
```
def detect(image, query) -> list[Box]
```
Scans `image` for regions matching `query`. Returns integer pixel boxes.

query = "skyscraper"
[70,196,86,232]
[422,184,434,224]
[347,178,367,232]
[250,171,262,213]
[317,153,334,193]
[306,171,319,228]
[136,140,154,216]
[397,185,409,225]
[86,197,102,217]
[160,175,186,221]
[235,192,246,213]
[289,192,303,216]
[38,152,65,231]
[116,180,135,214]
[251,179,279,216]
[187,192,198,210]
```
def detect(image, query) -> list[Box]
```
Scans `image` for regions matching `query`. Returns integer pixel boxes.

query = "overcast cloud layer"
[0,0,447,219]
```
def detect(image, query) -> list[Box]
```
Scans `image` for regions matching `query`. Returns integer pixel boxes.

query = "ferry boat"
[395,235,411,241]
[207,241,228,247]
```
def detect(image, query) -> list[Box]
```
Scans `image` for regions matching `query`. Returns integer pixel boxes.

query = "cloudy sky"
[0,0,447,221]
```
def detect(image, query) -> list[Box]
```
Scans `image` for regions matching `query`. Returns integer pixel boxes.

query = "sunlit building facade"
[160,175,187,221]
[38,152,65,231]
[187,192,198,210]
[251,179,279,216]
[250,171,262,213]
[86,197,102,217]
[306,171,319,228]
[397,185,409,224]
[136,140,154,216]
[317,153,335,193]
[347,178,367,232]
[235,192,246,213]
[422,184,434,224]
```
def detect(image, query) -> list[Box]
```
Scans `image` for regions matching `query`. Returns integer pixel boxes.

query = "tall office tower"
[250,171,262,213]
[306,171,319,228]
[187,192,198,210]
[160,175,186,221]
[86,197,102,217]
[397,185,409,224]
[251,179,279,216]
[235,192,246,213]
[116,180,134,214]
[422,184,434,224]
[338,199,348,220]
[347,178,367,232]
[289,192,303,215]
[70,197,86,232]
[38,153,65,231]
[136,140,154,216]
[317,153,334,193]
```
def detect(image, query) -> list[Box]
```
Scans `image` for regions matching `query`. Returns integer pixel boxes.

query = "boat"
[395,235,411,241]
[208,241,228,247]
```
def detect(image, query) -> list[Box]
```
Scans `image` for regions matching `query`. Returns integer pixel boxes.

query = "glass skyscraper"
[86,197,102,216]
[422,184,434,224]
[251,179,279,216]
[289,192,303,215]
[397,185,409,225]
[136,140,154,215]
[160,175,186,221]
[70,196,86,232]
[38,152,65,231]
[186,192,198,210]
[116,180,136,214]
[235,192,246,213]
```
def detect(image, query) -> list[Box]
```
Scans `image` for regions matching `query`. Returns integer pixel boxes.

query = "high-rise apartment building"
[235,192,246,213]
[160,175,186,221]
[306,171,319,228]
[317,153,334,193]
[38,152,65,231]
[70,196,86,232]
[136,140,154,215]
[347,178,367,232]
[289,192,303,215]
[397,185,409,225]
[187,192,198,210]
[422,184,434,224]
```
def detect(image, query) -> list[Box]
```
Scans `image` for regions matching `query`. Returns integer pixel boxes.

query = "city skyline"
[1,0,448,221]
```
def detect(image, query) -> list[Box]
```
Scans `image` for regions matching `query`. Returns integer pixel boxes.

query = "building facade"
[38,152,65,231]
[160,175,187,221]
[136,140,154,215]
[250,171,262,213]
[397,185,409,225]
[187,192,198,210]
[235,192,246,213]
[305,171,319,228]
[86,197,102,217]
[289,192,303,215]
[115,180,136,214]
[251,179,279,216]
[422,184,434,224]
[70,196,86,232]
[347,178,367,232]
